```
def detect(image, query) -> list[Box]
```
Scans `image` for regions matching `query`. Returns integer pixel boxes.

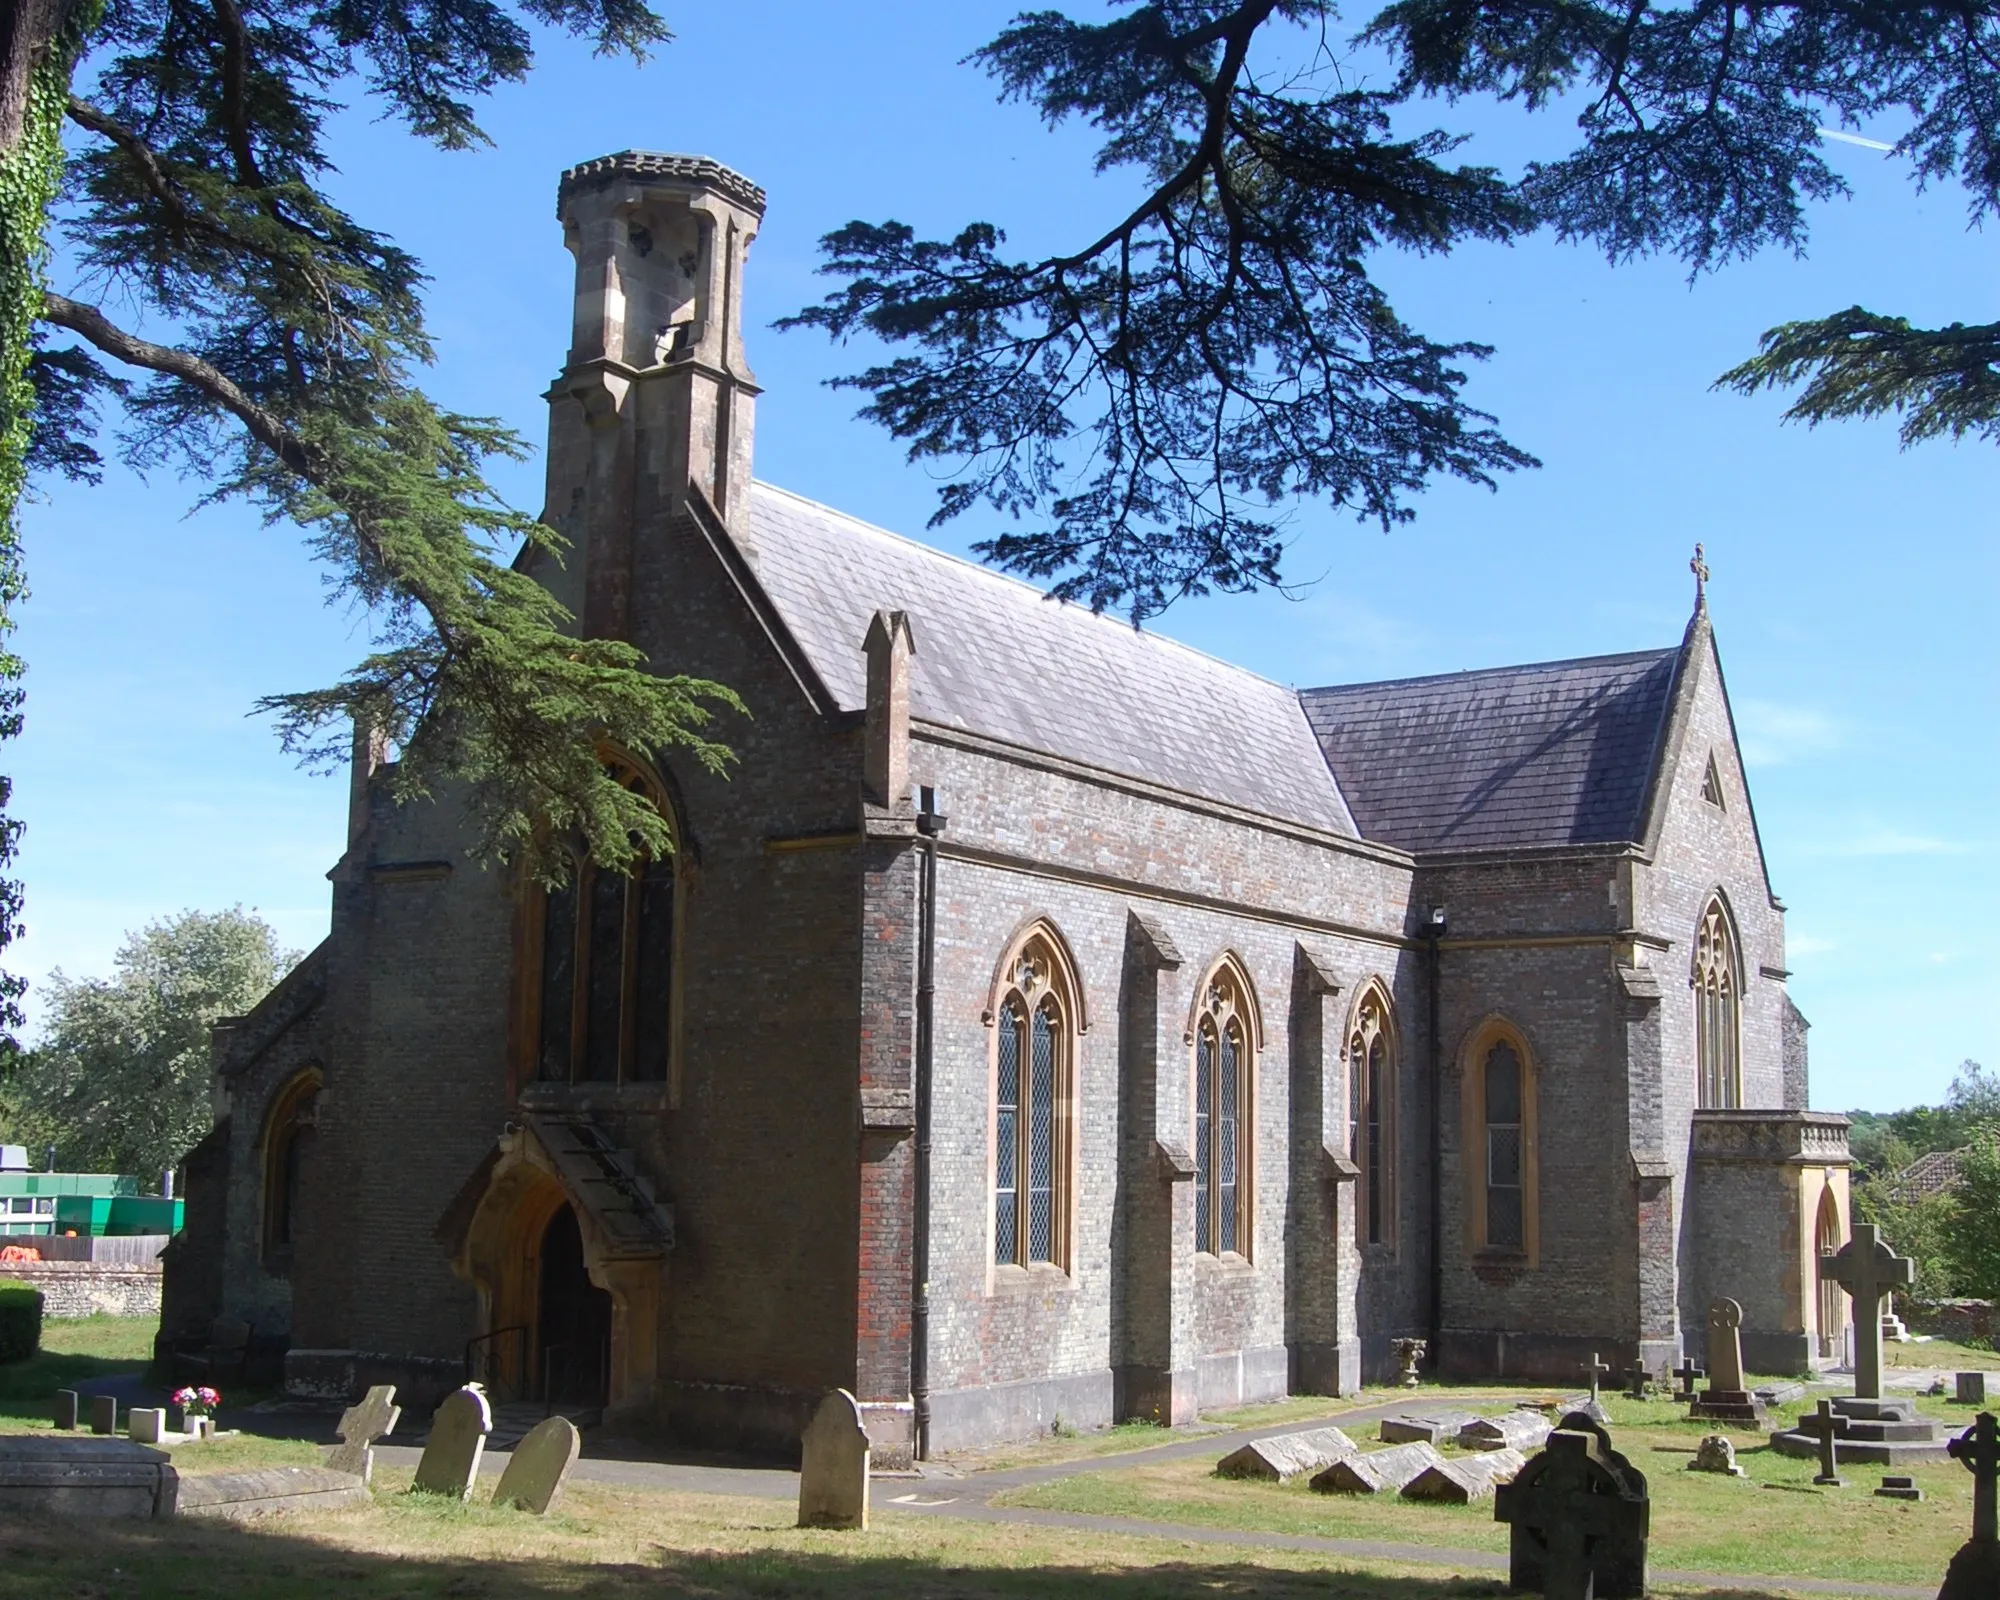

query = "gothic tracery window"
[1693,897,1742,1109]
[1193,959,1258,1258]
[1345,980,1396,1248]
[533,762,676,1087]
[993,928,1077,1272]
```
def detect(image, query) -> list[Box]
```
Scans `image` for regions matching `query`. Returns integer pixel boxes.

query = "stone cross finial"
[1821,1223,1915,1400]
[1950,1412,1999,1545]
[1584,1352,1611,1403]
[1691,544,1710,610]
[1813,1398,1844,1487]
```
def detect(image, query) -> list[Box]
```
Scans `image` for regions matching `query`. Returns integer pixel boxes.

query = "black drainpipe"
[912,785,947,1460]
[1424,905,1447,1369]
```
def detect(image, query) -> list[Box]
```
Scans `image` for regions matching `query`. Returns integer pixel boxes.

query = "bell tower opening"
[537,1203,613,1407]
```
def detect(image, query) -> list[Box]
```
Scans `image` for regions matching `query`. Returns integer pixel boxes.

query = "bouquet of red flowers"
[171,1386,221,1418]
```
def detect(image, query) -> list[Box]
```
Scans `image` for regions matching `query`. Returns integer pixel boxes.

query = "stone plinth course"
[1402,1446,1526,1504]
[1216,1426,1354,1481]
[1312,1441,1442,1495]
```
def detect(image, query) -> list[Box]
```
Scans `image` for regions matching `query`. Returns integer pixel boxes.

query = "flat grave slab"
[0,1437,171,1519]
[171,1466,370,1520]
[1379,1410,1476,1445]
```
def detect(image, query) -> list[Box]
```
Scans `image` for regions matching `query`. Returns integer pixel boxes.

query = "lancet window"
[532,761,676,1087]
[1192,958,1258,1258]
[992,927,1078,1272]
[262,1068,322,1266]
[1462,1020,1538,1258]
[1345,981,1396,1248]
[1693,897,1742,1110]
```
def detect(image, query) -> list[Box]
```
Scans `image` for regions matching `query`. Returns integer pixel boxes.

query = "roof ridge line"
[750,479,1303,696]
[1301,646,1677,697]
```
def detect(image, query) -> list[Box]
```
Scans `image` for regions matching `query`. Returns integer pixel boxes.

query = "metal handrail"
[464,1324,529,1400]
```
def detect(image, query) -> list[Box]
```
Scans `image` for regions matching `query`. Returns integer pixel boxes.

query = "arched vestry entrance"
[438,1113,673,1416]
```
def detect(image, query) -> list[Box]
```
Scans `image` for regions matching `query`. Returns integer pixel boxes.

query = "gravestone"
[326,1384,401,1484]
[1495,1425,1650,1600]
[1583,1352,1611,1406]
[0,1437,173,1518]
[1402,1446,1526,1504]
[1688,1435,1744,1477]
[1959,1374,1989,1407]
[1821,1223,1913,1402]
[1688,1299,1766,1426]
[492,1415,580,1514]
[53,1390,77,1430]
[1624,1366,1652,1402]
[1380,1410,1477,1445]
[1672,1357,1704,1402]
[1754,1380,1806,1407]
[1461,1410,1553,1454]
[1939,1412,2000,1600]
[1216,1426,1354,1481]
[172,1465,371,1519]
[797,1388,870,1530]
[412,1384,491,1500]
[127,1409,166,1445]
[1875,1474,1922,1501]
[89,1395,117,1436]
[1312,1441,1441,1495]
[1812,1398,1845,1486]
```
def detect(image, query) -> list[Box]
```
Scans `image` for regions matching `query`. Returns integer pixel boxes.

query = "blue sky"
[18,3,1995,1113]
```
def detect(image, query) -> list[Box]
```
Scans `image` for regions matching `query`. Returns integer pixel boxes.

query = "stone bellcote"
[544,152,764,637]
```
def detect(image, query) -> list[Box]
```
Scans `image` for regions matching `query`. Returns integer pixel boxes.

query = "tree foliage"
[1849,1061,2000,1302]
[0,908,294,1176]
[8,0,739,887]
[796,1,2000,617]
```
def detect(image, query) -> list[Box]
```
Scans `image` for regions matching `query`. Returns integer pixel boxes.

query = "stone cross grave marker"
[1673,1358,1704,1402]
[1939,1413,2000,1600]
[53,1390,77,1430]
[1813,1398,1844,1487]
[1706,1299,1745,1393]
[1495,1428,1650,1600]
[493,1415,580,1515]
[326,1385,401,1484]
[412,1384,491,1500]
[90,1395,117,1436]
[1623,1366,1651,1401]
[1583,1353,1610,1405]
[797,1388,870,1531]
[1820,1222,1914,1402]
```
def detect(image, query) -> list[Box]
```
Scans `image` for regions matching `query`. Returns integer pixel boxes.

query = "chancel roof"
[1299,650,1681,853]
[744,484,1358,835]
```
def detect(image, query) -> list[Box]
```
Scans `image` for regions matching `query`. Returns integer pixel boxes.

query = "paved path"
[374,1392,1931,1599]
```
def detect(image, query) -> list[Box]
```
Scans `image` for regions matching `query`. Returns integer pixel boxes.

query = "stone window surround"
[1343,976,1398,1254]
[982,918,1087,1286]
[1459,1015,1541,1266]
[512,749,687,1105]
[259,1064,323,1272]
[1185,951,1262,1266]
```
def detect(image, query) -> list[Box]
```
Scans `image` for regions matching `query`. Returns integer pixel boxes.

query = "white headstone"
[797,1389,870,1530]
[493,1415,581,1515]
[412,1385,491,1500]
[127,1408,166,1445]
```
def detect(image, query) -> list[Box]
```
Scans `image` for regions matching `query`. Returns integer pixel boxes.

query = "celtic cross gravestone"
[1820,1222,1914,1402]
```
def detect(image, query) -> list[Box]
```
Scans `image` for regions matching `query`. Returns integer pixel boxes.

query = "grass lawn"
[1885,1336,1996,1371]
[0,1314,156,1424]
[0,1468,1831,1600]
[996,1390,1977,1586]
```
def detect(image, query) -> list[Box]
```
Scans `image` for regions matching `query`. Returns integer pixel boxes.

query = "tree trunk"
[0,0,79,157]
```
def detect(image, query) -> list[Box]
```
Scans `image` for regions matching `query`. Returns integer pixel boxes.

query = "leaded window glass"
[1193,962,1256,1257]
[991,931,1076,1272]
[533,763,676,1089]
[1693,899,1741,1109]
[1345,982,1395,1249]
[1484,1041,1524,1249]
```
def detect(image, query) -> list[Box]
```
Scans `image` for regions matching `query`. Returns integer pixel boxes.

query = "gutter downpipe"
[1424,905,1447,1370]
[912,785,947,1460]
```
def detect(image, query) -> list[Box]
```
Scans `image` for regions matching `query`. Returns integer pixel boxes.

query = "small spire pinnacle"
[1690,543,1710,613]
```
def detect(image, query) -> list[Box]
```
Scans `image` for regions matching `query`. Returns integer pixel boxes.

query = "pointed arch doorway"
[1815,1186,1845,1363]
[538,1204,612,1406]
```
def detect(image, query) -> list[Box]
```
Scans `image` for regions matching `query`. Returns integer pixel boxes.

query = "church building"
[162,152,1856,1465]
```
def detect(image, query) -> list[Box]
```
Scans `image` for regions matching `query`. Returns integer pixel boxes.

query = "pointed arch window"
[1345,981,1396,1248]
[1192,959,1258,1259]
[991,927,1080,1273]
[1693,897,1742,1109]
[261,1068,322,1268]
[1462,1020,1539,1260]
[528,760,678,1089]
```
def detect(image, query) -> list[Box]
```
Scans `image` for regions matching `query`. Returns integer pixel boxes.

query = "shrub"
[0,1277,43,1364]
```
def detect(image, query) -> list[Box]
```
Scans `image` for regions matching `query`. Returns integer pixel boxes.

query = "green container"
[51,1195,114,1235]
[104,1197,182,1235]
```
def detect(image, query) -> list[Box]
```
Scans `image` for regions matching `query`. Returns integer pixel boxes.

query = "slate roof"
[744,484,1357,835]
[1298,650,1681,853]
